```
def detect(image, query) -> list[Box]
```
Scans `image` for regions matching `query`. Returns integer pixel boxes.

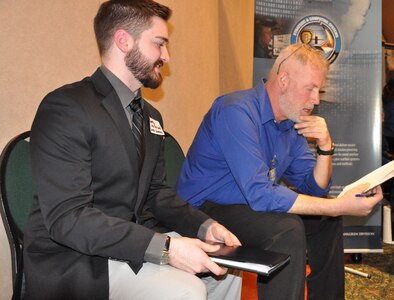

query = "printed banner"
[253,0,382,252]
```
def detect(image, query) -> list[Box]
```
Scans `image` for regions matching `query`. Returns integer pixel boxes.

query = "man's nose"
[311,90,321,105]
[161,45,170,63]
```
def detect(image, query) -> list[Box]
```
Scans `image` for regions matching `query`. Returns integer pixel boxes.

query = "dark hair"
[94,0,171,56]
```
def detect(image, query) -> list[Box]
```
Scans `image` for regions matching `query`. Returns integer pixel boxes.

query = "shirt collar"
[100,65,144,109]
[258,79,294,131]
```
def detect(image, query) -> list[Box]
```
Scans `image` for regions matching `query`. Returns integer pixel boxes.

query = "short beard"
[125,46,163,89]
[278,92,300,123]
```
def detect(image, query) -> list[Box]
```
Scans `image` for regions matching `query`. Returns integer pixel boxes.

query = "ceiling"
[382,0,394,45]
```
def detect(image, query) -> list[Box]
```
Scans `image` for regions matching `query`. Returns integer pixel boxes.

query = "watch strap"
[316,143,335,155]
[164,235,171,251]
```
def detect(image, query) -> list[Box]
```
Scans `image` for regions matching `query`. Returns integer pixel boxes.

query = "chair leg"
[12,254,24,300]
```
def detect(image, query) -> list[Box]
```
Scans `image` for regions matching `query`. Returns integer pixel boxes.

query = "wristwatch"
[159,235,171,265]
[316,143,335,156]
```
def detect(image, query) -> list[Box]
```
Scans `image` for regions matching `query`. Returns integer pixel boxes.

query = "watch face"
[160,250,170,265]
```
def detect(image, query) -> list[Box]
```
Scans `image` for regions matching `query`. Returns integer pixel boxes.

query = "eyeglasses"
[276,44,322,75]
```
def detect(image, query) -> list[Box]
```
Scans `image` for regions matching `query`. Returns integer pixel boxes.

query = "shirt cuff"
[197,218,217,241]
[144,233,167,264]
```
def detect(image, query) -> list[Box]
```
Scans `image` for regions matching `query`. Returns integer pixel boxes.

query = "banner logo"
[290,15,341,64]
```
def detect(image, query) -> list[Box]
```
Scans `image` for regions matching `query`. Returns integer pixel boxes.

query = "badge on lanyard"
[269,155,276,183]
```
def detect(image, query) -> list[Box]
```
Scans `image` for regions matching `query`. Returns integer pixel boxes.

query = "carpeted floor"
[241,243,394,300]
[344,244,393,300]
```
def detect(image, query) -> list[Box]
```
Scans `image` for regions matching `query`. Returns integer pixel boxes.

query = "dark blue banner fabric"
[253,0,382,252]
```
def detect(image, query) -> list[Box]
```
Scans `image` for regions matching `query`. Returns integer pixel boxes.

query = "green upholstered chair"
[163,132,185,188]
[0,130,182,298]
[0,131,33,300]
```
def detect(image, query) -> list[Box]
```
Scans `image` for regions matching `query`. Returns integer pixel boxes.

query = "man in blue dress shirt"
[176,44,383,300]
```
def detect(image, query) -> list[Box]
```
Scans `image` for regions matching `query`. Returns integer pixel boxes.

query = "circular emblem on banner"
[290,15,341,64]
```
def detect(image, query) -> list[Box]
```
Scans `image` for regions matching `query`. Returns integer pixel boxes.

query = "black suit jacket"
[23,68,209,300]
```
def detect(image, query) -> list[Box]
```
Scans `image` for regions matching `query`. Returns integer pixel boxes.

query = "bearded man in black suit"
[23,1,241,299]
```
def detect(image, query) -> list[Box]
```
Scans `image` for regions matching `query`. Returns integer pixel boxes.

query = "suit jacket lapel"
[90,69,163,215]
[90,68,141,174]
[135,104,163,211]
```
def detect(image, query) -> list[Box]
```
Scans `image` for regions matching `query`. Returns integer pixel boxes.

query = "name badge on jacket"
[149,117,165,135]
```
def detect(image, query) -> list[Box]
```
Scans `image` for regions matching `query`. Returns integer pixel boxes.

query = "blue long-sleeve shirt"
[175,80,331,212]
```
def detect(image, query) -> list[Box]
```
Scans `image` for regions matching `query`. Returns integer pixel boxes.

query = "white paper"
[338,160,394,197]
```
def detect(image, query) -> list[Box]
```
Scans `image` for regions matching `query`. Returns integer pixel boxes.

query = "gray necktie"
[129,97,144,164]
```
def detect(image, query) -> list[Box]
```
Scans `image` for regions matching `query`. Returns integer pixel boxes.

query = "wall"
[383,0,394,44]
[219,0,254,95]
[0,0,253,298]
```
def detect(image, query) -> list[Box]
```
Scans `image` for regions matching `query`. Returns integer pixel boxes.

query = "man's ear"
[278,72,289,91]
[114,29,134,53]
